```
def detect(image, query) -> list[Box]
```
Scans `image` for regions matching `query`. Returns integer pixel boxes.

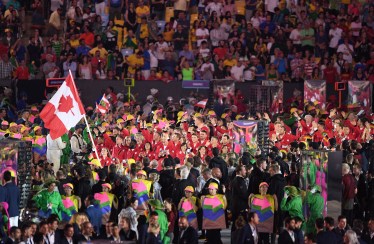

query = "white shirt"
[249,223,258,244]
[350,21,362,37]
[200,63,215,72]
[265,0,279,13]
[48,231,56,244]
[196,28,210,47]
[243,68,255,81]
[329,27,342,48]
[287,230,295,242]
[231,64,245,81]
[155,42,169,60]
[337,43,353,63]
[205,2,223,16]
[47,135,66,151]
[149,50,158,68]
[199,48,210,58]
[289,29,301,45]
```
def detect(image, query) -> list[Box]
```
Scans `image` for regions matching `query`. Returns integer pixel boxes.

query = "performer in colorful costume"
[281,186,304,223]
[249,182,278,240]
[201,182,227,244]
[33,178,66,220]
[61,183,81,222]
[94,183,118,225]
[178,186,199,229]
[148,199,170,244]
[32,126,47,163]
[305,185,324,234]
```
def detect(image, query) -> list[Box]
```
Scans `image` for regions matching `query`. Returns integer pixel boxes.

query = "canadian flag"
[96,94,110,114]
[195,99,207,109]
[40,73,85,139]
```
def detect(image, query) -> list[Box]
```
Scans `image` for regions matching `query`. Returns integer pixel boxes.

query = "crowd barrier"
[0,79,364,111]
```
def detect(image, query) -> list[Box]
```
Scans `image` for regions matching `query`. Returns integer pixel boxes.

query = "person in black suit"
[47,216,62,244]
[233,212,259,244]
[177,216,198,244]
[4,226,21,244]
[362,217,374,244]
[278,217,297,244]
[75,221,96,242]
[57,224,75,244]
[3,171,20,227]
[146,223,161,244]
[201,168,224,196]
[209,148,229,184]
[316,217,339,244]
[91,170,107,195]
[231,165,249,232]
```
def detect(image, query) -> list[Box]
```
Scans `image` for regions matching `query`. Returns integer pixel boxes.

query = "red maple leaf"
[58,95,75,115]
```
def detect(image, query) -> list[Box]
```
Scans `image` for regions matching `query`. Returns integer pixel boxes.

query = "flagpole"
[83,114,100,161]
[68,70,100,162]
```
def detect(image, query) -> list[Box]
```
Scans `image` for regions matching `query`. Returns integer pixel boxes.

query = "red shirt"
[213,47,227,59]
[80,32,95,47]
[15,66,29,80]
[323,67,338,84]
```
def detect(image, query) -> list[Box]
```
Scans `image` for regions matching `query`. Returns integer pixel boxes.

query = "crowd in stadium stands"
[0,0,374,244]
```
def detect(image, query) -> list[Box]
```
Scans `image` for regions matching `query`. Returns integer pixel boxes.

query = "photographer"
[70,124,89,161]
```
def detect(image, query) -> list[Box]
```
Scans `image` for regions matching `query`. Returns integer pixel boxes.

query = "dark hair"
[64,224,74,232]
[39,220,48,228]
[248,212,257,222]
[294,216,303,223]
[150,211,159,217]
[338,215,347,221]
[236,165,245,173]
[47,216,59,225]
[3,171,12,181]
[324,216,334,227]
[86,195,96,205]
[315,218,324,229]
[10,226,20,235]
[284,217,294,226]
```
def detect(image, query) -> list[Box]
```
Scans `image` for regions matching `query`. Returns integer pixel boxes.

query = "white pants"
[9,216,19,227]
[95,2,106,16]
[47,149,62,174]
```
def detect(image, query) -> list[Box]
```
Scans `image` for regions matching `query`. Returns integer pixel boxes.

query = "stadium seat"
[165,7,174,22]
[235,0,246,15]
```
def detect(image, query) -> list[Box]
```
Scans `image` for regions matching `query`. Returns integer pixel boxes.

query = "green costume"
[305,186,324,234]
[148,200,170,244]
[154,209,170,244]
[304,161,317,186]
[33,189,66,220]
[60,133,71,165]
[281,186,304,221]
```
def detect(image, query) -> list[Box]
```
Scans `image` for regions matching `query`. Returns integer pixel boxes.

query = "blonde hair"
[69,212,89,229]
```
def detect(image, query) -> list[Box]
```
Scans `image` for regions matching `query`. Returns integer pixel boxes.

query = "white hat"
[147,95,154,100]
[117,93,124,99]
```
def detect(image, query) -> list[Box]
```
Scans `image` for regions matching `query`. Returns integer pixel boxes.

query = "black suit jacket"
[231,175,249,215]
[178,226,198,244]
[4,238,16,244]
[75,234,94,243]
[56,236,75,244]
[278,230,296,244]
[232,224,255,244]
